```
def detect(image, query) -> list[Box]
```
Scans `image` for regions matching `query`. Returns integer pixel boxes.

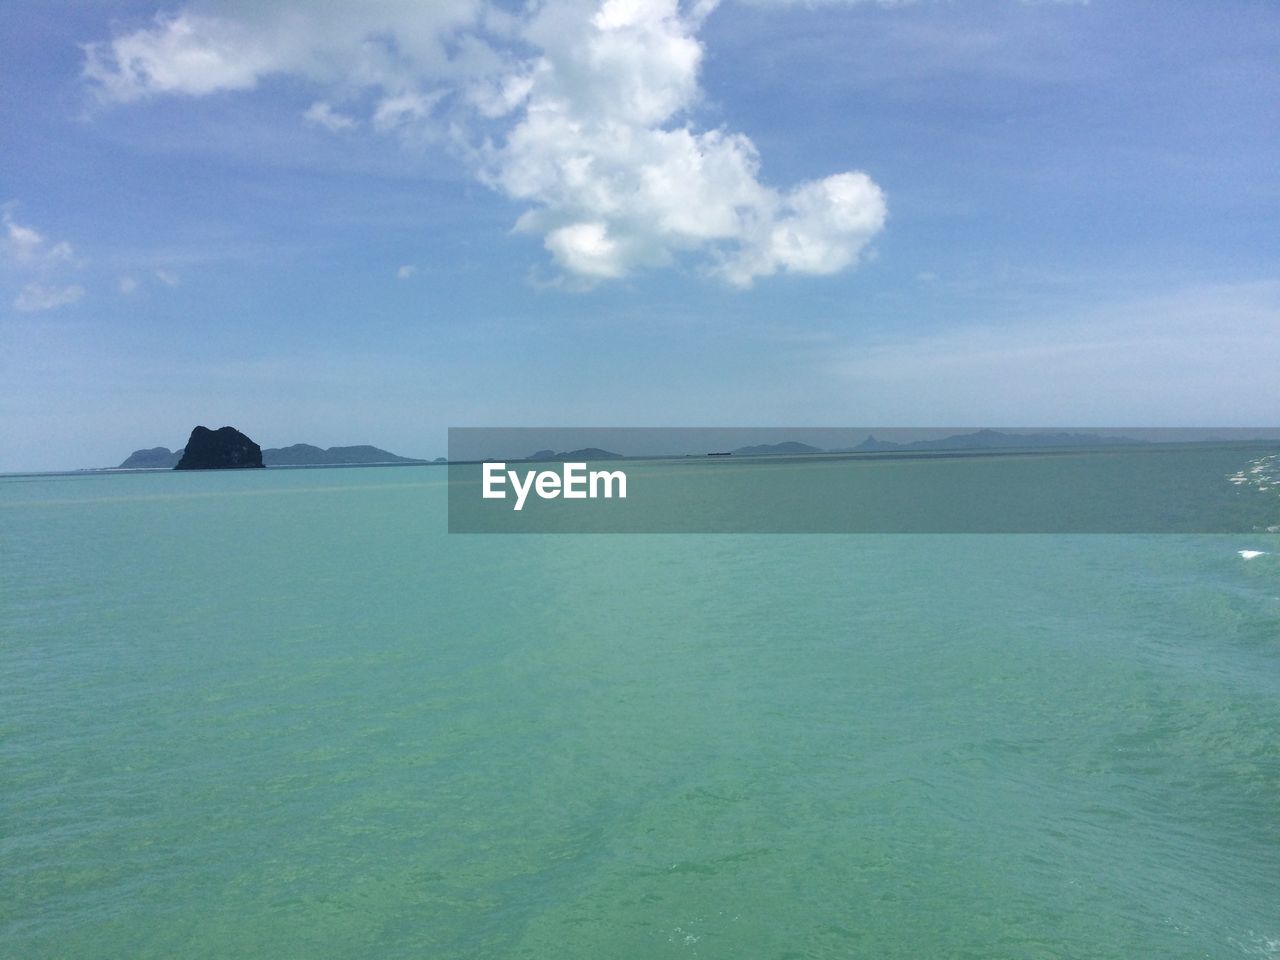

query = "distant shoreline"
[7,436,1280,480]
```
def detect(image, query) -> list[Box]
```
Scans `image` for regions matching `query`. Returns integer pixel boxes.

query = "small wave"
[1228,454,1280,494]
[1238,550,1267,560]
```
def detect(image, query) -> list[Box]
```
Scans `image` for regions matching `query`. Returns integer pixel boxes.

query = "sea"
[3,458,1278,959]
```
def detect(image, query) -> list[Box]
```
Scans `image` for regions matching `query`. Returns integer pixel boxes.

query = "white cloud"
[4,211,85,311]
[6,218,46,261]
[119,275,139,294]
[14,283,84,312]
[543,222,629,279]
[82,3,492,103]
[372,89,445,133]
[396,264,417,279]
[712,172,886,286]
[155,268,180,286]
[3,211,74,267]
[466,65,538,118]
[303,100,357,132]
[484,0,885,285]
[733,0,911,6]
[82,12,282,101]
[81,0,887,286]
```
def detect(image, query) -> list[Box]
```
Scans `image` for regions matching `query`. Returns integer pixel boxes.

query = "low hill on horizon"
[730,441,825,457]
[715,431,1143,459]
[524,447,623,461]
[838,429,1143,453]
[263,443,424,466]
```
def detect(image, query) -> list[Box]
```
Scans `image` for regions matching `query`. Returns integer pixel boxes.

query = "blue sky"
[2,0,1277,471]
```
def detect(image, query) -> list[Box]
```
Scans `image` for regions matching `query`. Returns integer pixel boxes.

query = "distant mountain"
[850,435,901,452]
[696,430,1146,460]
[524,448,623,461]
[262,444,423,466]
[119,446,183,468]
[731,441,825,457]
[118,441,425,468]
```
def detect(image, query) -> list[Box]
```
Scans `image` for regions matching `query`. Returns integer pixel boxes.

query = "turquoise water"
[3,467,1279,959]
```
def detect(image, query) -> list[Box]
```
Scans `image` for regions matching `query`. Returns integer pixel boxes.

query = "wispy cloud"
[14,282,84,312]
[154,268,180,286]
[3,210,74,267]
[303,101,357,132]
[396,264,417,279]
[4,210,85,312]
[80,4,491,103]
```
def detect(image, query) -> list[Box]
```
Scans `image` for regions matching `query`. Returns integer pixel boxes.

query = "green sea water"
[3,465,1279,959]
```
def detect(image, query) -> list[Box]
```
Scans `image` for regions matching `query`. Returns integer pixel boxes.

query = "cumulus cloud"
[712,172,886,286]
[733,0,910,6]
[481,0,885,285]
[81,0,888,287]
[15,282,84,312]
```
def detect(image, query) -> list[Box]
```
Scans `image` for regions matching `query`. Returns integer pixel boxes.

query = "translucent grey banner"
[447,428,1280,534]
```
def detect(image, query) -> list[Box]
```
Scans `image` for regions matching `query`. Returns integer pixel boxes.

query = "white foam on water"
[1238,550,1266,560]
[1228,932,1280,958]
[1227,454,1280,495]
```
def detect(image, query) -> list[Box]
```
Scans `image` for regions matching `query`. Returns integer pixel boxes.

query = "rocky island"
[174,426,264,470]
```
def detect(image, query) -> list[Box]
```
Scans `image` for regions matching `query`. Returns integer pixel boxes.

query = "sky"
[1,0,1277,471]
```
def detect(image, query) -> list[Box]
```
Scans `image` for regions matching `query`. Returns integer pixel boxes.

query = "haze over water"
[4,465,1279,959]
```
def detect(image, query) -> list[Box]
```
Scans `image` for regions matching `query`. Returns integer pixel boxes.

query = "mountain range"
[730,430,1142,457]
[118,443,434,469]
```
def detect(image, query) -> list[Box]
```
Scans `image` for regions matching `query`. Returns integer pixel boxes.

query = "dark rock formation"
[174,426,264,470]
[119,446,183,469]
